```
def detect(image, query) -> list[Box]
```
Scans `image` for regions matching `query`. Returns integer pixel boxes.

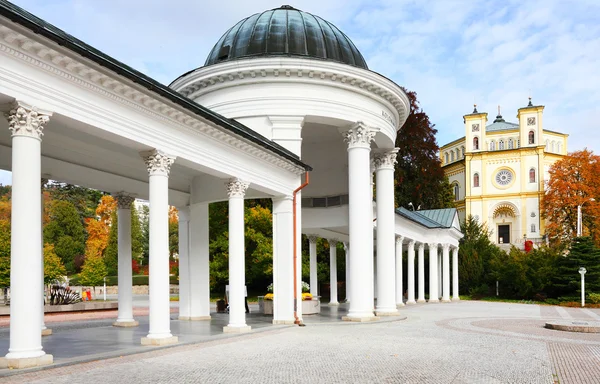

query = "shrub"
[588,292,600,304]
[469,284,489,299]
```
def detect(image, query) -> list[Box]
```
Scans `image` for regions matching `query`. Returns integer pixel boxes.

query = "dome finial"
[527,96,533,107]
[493,105,505,123]
[472,104,478,114]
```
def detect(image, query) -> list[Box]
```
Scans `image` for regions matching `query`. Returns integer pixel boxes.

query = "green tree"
[394,88,455,210]
[47,182,105,219]
[131,204,144,261]
[79,253,107,291]
[553,236,600,297]
[44,200,86,274]
[458,215,503,293]
[0,220,10,288]
[103,210,118,276]
[44,243,66,284]
[140,205,150,265]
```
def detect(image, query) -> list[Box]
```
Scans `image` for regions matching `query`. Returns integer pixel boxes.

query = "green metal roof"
[486,121,519,132]
[395,207,458,229]
[0,0,312,172]
[204,5,368,69]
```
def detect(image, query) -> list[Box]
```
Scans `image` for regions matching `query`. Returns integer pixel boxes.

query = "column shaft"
[329,240,338,305]
[438,253,443,300]
[452,247,460,301]
[417,243,425,303]
[428,244,439,303]
[308,237,318,296]
[442,244,451,302]
[272,196,294,324]
[189,203,210,319]
[406,241,416,304]
[344,242,350,302]
[177,207,191,320]
[114,195,137,326]
[395,237,404,307]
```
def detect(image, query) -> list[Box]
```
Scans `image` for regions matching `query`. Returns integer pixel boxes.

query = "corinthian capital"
[4,102,52,140]
[373,148,399,170]
[141,149,176,176]
[115,193,136,209]
[225,178,249,198]
[307,235,318,244]
[342,122,379,149]
[396,235,404,245]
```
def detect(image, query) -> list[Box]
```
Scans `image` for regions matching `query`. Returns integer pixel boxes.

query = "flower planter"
[260,298,321,315]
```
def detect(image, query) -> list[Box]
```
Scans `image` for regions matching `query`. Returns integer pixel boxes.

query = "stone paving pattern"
[0,301,599,383]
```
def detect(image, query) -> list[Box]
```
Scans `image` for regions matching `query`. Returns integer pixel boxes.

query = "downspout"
[293,172,309,326]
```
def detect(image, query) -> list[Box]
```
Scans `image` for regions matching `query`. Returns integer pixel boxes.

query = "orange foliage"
[169,206,178,224]
[96,195,116,226]
[84,195,116,258]
[542,149,600,245]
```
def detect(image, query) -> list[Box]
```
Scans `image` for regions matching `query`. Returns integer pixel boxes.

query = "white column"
[374,149,399,315]
[308,236,318,296]
[3,102,53,368]
[342,123,379,321]
[343,242,350,302]
[272,196,294,324]
[177,206,191,320]
[224,178,251,333]
[442,243,451,303]
[395,236,404,307]
[328,239,339,305]
[294,192,303,321]
[140,150,177,345]
[406,240,416,305]
[452,246,460,301]
[40,177,50,336]
[189,202,211,319]
[113,194,138,327]
[438,253,443,300]
[428,243,439,303]
[417,243,426,303]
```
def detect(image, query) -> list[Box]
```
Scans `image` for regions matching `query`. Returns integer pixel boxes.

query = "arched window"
[517,139,520,148]
[529,168,536,183]
[529,131,535,144]
[453,184,460,201]
[461,146,465,157]
[557,143,562,153]
[456,148,460,159]
[531,224,536,233]
[508,139,514,149]
[473,173,480,188]
[551,141,556,152]
[473,137,479,150]
[451,151,455,162]
[545,140,549,151]
[499,140,505,150]
[489,141,496,151]
[445,153,448,164]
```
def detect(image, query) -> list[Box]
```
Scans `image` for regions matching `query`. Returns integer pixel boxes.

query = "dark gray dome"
[204,5,368,69]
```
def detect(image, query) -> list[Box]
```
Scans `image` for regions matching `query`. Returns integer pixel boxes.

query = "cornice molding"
[170,57,410,130]
[0,24,305,176]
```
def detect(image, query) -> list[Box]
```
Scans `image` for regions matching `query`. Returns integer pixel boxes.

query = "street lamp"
[579,267,587,307]
[577,198,595,237]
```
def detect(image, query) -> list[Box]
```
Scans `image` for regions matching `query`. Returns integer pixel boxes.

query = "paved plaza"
[1,300,599,383]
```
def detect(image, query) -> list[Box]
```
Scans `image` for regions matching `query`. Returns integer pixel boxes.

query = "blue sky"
[1,0,599,185]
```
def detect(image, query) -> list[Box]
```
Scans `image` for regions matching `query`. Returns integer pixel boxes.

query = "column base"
[417,299,426,303]
[223,325,251,333]
[42,328,52,336]
[428,299,440,303]
[406,300,417,305]
[442,298,452,303]
[272,319,295,325]
[0,354,53,369]
[374,310,400,316]
[141,336,178,346]
[342,315,380,322]
[452,297,460,302]
[396,303,405,308]
[328,302,340,306]
[113,320,139,327]
[179,316,211,321]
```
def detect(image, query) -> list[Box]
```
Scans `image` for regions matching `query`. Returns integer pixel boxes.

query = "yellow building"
[440,99,568,247]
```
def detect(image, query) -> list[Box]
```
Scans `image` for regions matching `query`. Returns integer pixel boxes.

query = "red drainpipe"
[292,172,309,326]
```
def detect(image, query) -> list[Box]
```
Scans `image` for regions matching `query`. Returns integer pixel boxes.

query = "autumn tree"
[543,149,600,245]
[44,243,67,284]
[46,182,105,219]
[394,88,455,210]
[79,253,107,292]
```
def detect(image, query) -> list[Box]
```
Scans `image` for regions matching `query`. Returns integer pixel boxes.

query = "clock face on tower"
[527,117,536,126]
[495,169,513,186]
[472,123,480,132]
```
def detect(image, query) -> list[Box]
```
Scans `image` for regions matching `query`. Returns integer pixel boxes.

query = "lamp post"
[577,198,595,237]
[579,267,586,307]
[103,277,106,301]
